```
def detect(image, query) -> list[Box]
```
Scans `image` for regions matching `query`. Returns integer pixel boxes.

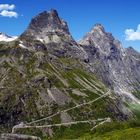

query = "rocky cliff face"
[20,9,88,60]
[21,9,73,42]
[79,24,140,103]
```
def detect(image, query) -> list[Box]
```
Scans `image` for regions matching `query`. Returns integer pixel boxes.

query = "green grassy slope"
[78,120,140,140]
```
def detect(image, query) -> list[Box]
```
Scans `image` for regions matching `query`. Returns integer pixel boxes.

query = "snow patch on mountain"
[0,32,17,42]
[19,41,28,49]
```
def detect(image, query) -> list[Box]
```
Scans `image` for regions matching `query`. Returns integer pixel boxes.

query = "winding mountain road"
[12,90,111,133]
[26,90,111,125]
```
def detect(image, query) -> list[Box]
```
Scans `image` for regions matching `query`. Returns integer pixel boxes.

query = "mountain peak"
[79,23,124,56]
[20,9,73,43]
[28,9,68,33]
[79,24,111,46]
[91,23,105,33]
[49,9,59,16]
[81,23,109,42]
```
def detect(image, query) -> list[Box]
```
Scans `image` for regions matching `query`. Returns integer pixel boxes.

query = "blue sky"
[0,0,140,52]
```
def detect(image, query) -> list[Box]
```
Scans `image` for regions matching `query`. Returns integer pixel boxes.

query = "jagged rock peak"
[29,9,70,33]
[79,23,111,43]
[79,23,112,46]
[79,23,124,56]
[91,23,105,33]
[20,9,73,43]
[48,9,59,16]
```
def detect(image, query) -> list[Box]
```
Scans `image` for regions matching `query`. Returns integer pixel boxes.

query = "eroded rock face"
[79,24,140,103]
[20,9,73,44]
[20,9,88,61]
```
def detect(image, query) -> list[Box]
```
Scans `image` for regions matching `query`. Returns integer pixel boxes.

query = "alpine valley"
[0,9,140,140]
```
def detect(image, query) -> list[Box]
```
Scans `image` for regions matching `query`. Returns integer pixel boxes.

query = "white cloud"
[0,4,15,11]
[0,4,18,18]
[125,24,140,41]
[0,10,18,18]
